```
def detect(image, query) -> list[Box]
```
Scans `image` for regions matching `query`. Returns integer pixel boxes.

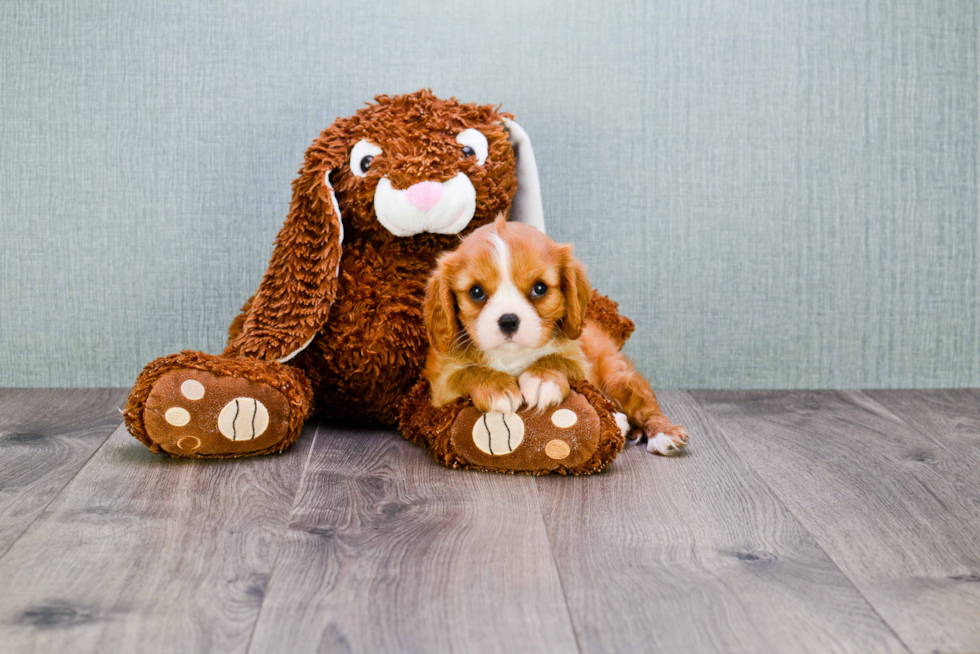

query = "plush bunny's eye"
[350,139,383,178]
[455,129,488,165]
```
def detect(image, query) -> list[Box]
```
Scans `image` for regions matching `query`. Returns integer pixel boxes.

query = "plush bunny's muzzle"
[373,173,477,237]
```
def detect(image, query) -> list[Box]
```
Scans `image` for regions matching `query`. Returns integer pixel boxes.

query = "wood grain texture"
[1,389,977,654]
[248,424,579,654]
[535,391,908,654]
[694,390,980,654]
[0,388,126,557]
[865,389,980,496]
[0,420,317,654]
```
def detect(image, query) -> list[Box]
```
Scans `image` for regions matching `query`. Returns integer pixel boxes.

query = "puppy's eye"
[455,129,488,165]
[468,285,486,301]
[531,281,548,297]
[350,139,383,178]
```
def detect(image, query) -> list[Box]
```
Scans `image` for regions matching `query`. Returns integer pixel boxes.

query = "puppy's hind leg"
[583,326,688,455]
[607,364,688,455]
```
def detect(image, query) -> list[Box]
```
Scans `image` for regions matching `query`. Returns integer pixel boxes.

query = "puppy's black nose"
[498,314,520,335]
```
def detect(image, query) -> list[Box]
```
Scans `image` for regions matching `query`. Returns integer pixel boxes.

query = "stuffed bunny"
[124,89,630,473]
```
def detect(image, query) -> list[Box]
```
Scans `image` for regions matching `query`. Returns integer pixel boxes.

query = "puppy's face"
[425,217,592,356]
[324,90,518,241]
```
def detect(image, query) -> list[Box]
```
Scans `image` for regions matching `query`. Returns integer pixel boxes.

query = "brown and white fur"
[423,215,688,455]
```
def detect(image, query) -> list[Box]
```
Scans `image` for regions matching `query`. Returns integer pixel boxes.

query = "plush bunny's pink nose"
[405,181,443,213]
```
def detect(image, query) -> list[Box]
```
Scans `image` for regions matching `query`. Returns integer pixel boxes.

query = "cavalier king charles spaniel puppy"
[422,215,689,455]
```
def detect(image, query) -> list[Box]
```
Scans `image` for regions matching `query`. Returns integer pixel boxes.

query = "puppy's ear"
[423,257,459,352]
[230,122,348,361]
[559,245,593,340]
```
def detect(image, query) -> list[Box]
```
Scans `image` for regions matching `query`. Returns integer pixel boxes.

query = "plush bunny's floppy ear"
[230,128,347,362]
[503,119,546,234]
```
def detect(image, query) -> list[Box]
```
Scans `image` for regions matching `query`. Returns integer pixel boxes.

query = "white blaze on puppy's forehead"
[489,231,510,277]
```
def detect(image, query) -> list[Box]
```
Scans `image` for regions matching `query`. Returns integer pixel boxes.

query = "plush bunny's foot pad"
[400,380,626,475]
[124,351,312,458]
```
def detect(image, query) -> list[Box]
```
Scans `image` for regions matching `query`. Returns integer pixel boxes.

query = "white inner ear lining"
[501,119,546,235]
[276,333,316,364]
[324,169,343,245]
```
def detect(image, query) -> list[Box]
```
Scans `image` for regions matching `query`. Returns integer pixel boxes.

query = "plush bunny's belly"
[293,244,437,425]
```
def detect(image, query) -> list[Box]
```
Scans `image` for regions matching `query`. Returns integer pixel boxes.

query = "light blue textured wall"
[1,0,977,389]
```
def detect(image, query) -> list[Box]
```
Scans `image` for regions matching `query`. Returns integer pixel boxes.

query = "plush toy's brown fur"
[127,350,312,457]
[400,379,625,475]
[228,91,518,423]
[124,89,635,470]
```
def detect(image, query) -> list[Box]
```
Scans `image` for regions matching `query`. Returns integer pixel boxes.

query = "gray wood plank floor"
[0,388,977,654]
[535,391,907,654]
[0,389,127,558]
[693,390,980,654]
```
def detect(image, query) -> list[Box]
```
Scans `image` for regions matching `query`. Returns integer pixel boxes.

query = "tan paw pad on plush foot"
[472,411,525,455]
[217,397,270,441]
[143,369,291,457]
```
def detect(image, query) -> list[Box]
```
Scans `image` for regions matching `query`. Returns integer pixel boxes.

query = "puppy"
[423,215,689,455]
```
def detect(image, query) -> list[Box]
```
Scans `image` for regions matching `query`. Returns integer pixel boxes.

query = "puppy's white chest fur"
[485,343,557,377]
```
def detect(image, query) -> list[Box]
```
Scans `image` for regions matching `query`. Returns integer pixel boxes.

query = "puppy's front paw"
[645,423,689,456]
[471,378,523,414]
[488,391,523,414]
[518,371,569,411]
